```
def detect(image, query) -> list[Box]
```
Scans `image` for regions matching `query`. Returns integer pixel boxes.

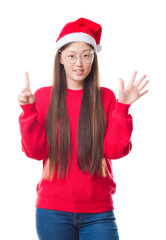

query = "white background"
[0,0,165,239]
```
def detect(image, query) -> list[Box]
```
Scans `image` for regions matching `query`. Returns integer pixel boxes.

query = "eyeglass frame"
[58,49,95,65]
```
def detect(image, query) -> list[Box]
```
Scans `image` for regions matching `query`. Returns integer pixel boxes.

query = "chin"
[72,75,87,82]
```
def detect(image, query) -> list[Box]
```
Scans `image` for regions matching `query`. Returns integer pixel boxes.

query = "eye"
[68,55,75,58]
[83,54,90,58]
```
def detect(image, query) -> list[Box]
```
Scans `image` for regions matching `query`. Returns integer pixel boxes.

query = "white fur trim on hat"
[56,32,100,52]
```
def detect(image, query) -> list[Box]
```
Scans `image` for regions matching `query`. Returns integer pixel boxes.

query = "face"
[60,42,94,89]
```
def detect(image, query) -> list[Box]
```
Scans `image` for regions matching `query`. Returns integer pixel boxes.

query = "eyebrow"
[65,49,92,53]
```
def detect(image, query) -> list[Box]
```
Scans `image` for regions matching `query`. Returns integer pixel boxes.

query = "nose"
[75,55,83,66]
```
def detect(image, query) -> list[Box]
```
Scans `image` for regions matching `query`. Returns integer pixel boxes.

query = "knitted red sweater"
[19,86,133,213]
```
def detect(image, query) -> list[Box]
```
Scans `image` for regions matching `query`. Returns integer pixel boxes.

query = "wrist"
[117,99,131,105]
[115,100,131,118]
[19,101,36,114]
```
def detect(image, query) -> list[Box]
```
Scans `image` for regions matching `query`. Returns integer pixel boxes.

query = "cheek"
[64,65,73,74]
[85,65,92,75]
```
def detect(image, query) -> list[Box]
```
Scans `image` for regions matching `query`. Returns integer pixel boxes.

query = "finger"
[19,91,31,98]
[138,80,149,92]
[139,90,149,97]
[19,97,28,103]
[18,95,28,103]
[135,74,147,87]
[23,91,32,96]
[21,87,32,94]
[21,87,27,93]
[18,91,32,101]
[25,72,30,89]
[119,78,124,90]
[128,71,137,86]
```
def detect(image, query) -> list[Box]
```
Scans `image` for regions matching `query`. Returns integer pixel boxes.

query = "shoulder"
[100,87,117,115]
[100,86,116,102]
[34,86,52,98]
[34,86,52,112]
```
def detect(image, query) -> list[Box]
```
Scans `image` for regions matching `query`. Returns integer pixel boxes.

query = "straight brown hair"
[44,43,107,181]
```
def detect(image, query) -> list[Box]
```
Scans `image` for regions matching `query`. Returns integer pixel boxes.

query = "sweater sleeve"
[103,91,133,160]
[18,92,49,160]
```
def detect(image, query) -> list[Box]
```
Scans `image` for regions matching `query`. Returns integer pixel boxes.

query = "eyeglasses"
[59,50,94,64]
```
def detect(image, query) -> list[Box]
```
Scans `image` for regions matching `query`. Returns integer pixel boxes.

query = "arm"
[18,74,49,160]
[103,70,149,159]
[103,93,133,159]
[18,96,49,160]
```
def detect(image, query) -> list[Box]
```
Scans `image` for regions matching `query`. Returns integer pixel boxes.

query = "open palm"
[118,71,149,105]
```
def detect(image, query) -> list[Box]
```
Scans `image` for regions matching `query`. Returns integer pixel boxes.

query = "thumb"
[119,78,124,90]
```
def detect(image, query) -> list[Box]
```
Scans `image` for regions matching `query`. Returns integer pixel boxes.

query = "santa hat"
[56,18,102,53]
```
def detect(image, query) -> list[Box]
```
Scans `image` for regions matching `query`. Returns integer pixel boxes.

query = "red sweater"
[19,86,133,213]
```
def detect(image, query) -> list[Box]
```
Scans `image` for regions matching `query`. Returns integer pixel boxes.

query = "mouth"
[73,69,84,75]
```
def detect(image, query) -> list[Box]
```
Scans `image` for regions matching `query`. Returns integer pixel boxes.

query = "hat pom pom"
[97,44,102,52]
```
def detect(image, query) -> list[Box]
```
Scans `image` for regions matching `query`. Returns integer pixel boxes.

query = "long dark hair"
[44,43,107,181]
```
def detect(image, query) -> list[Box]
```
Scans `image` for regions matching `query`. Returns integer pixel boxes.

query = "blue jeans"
[36,207,119,240]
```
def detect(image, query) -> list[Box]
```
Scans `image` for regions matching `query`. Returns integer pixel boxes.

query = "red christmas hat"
[56,18,102,52]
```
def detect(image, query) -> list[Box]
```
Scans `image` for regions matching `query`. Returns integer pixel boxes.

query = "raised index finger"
[25,72,30,89]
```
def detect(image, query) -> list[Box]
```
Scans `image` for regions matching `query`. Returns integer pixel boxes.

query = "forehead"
[63,42,92,53]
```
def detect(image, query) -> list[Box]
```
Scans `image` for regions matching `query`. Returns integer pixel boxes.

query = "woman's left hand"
[118,71,149,105]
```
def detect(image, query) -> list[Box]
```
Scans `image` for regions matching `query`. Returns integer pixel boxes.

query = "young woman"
[18,18,149,240]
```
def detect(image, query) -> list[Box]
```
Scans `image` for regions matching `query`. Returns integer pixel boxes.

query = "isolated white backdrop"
[0,0,165,239]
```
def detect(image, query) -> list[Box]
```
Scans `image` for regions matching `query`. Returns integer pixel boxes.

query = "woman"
[18,18,149,240]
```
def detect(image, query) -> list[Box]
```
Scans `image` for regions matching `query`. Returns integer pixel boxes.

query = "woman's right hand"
[18,72,35,105]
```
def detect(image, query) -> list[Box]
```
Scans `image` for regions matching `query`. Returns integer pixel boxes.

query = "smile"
[74,69,84,72]
[73,69,84,75]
